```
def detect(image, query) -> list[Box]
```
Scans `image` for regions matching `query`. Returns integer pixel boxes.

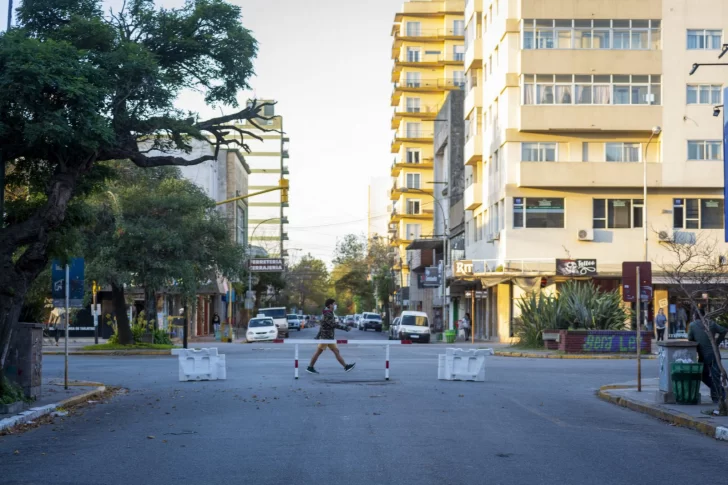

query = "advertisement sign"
[622,262,652,303]
[51,258,85,308]
[452,260,488,277]
[249,258,284,272]
[556,259,597,277]
[423,266,441,287]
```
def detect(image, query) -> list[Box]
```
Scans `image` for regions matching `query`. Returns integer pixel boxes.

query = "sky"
[1,0,400,264]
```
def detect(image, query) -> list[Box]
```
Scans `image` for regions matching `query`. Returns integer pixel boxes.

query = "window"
[688,140,722,161]
[687,29,722,50]
[406,21,421,36]
[522,19,660,50]
[405,72,421,88]
[263,104,275,117]
[605,143,640,162]
[453,71,465,88]
[521,142,557,162]
[593,199,643,228]
[405,224,421,240]
[406,199,421,215]
[582,142,589,162]
[405,97,421,113]
[687,85,722,105]
[673,198,724,229]
[513,197,565,228]
[405,122,421,138]
[454,45,465,61]
[453,19,465,36]
[406,47,421,62]
[523,74,660,105]
[405,173,421,189]
[406,148,421,164]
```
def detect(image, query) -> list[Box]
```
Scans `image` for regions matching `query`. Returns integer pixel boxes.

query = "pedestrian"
[677,306,688,333]
[53,309,66,346]
[687,317,727,404]
[307,298,355,374]
[212,312,221,334]
[462,313,472,341]
[655,308,667,342]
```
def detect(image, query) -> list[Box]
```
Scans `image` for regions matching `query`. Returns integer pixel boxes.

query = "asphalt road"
[1,326,725,485]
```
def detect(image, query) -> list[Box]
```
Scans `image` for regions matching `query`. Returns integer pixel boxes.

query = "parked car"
[246,317,278,342]
[257,307,289,338]
[388,317,401,340]
[344,315,356,327]
[354,314,362,328]
[287,314,302,331]
[393,311,430,343]
[360,312,383,332]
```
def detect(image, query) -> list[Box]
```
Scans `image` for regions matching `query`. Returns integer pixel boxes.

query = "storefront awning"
[406,239,443,251]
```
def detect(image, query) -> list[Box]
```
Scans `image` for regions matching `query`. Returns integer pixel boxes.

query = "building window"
[593,199,643,229]
[405,224,421,240]
[453,45,465,61]
[406,148,421,164]
[406,47,421,62]
[405,173,421,189]
[687,84,722,105]
[405,97,421,113]
[405,71,421,88]
[453,20,465,36]
[405,122,421,138]
[406,21,421,36]
[521,142,557,162]
[453,70,465,88]
[688,140,722,161]
[263,104,275,117]
[687,29,722,50]
[406,199,421,215]
[513,197,565,228]
[582,142,589,162]
[673,198,724,229]
[523,74,660,105]
[605,142,640,162]
[522,19,660,50]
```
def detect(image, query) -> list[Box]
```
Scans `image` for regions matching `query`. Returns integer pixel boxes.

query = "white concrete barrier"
[178,348,226,381]
[438,348,494,382]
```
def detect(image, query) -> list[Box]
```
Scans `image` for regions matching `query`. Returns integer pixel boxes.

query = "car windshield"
[249,319,274,328]
[259,308,286,319]
[287,315,298,320]
[401,315,428,327]
[364,313,381,321]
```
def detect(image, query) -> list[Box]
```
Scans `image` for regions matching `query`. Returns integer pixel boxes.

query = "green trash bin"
[671,362,703,405]
[445,330,456,344]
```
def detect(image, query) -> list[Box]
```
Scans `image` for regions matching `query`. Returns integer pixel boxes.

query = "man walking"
[688,316,727,404]
[307,298,355,374]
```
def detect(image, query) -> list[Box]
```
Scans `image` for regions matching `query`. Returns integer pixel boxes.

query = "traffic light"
[279,178,289,203]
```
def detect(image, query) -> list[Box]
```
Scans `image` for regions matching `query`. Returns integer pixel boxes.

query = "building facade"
[456,0,728,342]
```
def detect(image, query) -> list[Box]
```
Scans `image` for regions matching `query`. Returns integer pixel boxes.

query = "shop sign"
[556,259,597,277]
[423,267,441,287]
[453,260,488,277]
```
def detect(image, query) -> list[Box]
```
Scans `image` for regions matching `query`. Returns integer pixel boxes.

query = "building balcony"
[464,41,482,72]
[464,85,482,117]
[464,182,482,210]
[519,105,662,133]
[520,49,661,77]
[390,182,403,201]
[391,78,465,105]
[391,130,436,153]
[393,53,465,77]
[391,208,435,222]
[392,28,465,53]
[464,134,482,165]
[391,103,442,130]
[391,157,435,176]
[465,0,483,22]
[518,161,663,188]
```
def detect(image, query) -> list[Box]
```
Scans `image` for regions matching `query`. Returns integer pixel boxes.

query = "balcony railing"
[395,27,465,38]
[396,52,466,65]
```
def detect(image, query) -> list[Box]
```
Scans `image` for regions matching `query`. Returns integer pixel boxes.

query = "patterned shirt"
[317,309,339,340]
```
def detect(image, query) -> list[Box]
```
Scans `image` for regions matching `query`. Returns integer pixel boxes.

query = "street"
[1,326,725,485]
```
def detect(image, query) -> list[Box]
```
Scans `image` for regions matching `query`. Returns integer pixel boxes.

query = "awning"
[480,276,513,288]
[406,238,444,251]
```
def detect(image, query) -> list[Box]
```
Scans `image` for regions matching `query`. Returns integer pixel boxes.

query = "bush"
[560,281,627,330]
[515,292,568,348]
[106,311,172,345]
[0,376,27,405]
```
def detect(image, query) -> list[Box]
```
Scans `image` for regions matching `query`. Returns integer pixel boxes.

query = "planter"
[558,330,653,354]
[0,400,26,415]
[543,329,561,350]
[444,330,456,344]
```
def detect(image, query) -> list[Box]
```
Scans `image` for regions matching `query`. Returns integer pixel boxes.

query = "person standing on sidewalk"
[51,309,67,347]
[655,308,667,342]
[461,313,472,341]
[307,299,355,374]
[688,317,727,404]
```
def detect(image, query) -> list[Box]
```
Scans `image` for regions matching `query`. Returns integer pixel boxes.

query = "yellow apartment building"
[389,0,465,290]
[458,0,728,342]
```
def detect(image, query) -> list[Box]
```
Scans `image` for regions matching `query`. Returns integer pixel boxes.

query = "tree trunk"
[144,287,157,330]
[111,282,133,345]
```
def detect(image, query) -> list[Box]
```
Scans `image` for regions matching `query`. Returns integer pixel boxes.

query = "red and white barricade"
[273,339,411,380]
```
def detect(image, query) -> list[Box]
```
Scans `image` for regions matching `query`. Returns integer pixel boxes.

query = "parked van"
[392,311,430,343]
[257,307,289,338]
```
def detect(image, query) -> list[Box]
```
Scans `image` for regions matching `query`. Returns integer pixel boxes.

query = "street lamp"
[643,126,662,261]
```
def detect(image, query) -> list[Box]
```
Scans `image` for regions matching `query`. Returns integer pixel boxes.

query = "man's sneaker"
[344,363,356,372]
[306,366,319,374]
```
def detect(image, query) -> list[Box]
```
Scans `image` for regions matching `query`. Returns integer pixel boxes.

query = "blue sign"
[724,87,728,242]
[51,258,85,308]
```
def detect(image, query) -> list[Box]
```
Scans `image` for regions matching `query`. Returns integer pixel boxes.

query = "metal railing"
[396,27,465,38]
[452,258,557,276]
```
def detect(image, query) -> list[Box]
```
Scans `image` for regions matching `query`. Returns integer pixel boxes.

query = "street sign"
[51,258,85,308]
[622,262,652,303]
[249,258,284,272]
[423,266,441,287]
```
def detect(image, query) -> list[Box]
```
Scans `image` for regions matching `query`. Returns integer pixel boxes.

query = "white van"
[393,311,430,343]
[257,307,289,338]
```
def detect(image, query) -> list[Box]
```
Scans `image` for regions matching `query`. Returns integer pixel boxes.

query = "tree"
[284,254,330,312]
[331,234,375,313]
[0,0,271,376]
[657,233,728,415]
[81,161,245,344]
[368,236,395,325]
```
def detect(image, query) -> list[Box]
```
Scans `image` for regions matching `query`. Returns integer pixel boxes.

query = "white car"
[388,317,401,339]
[246,317,278,342]
[392,311,430,343]
[287,314,302,331]
[257,307,289,338]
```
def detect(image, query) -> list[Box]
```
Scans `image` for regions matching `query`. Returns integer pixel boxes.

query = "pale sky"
[2,0,400,263]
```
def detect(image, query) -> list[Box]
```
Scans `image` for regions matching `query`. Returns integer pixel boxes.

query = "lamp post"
[643,126,662,262]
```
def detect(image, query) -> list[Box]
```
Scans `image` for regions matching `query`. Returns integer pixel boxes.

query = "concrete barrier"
[177,348,226,382]
[438,348,494,382]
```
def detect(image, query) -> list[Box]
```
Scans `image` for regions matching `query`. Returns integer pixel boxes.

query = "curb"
[42,350,172,356]
[597,385,728,441]
[0,383,107,433]
[494,351,656,360]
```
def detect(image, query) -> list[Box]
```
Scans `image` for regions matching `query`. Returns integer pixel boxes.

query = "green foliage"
[0,376,28,405]
[81,343,174,351]
[284,254,330,312]
[514,292,568,348]
[332,234,376,313]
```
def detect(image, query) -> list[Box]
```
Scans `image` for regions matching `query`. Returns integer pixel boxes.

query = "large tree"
[0,0,272,375]
[332,234,375,313]
[284,254,330,312]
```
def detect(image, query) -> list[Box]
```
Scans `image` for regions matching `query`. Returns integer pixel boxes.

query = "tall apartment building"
[238,100,290,258]
[456,0,728,342]
[389,0,465,293]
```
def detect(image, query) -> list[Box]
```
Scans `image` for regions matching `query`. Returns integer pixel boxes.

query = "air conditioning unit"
[658,230,671,242]
[577,229,594,241]
[492,231,501,241]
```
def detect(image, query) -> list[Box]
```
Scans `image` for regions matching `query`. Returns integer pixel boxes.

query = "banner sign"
[249,258,284,272]
[423,267,441,287]
[51,258,85,308]
[556,259,597,277]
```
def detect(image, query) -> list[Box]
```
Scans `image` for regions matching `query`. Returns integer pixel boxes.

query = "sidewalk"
[0,378,106,433]
[598,378,728,441]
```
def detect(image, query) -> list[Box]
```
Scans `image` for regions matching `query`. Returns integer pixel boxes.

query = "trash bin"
[445,330,456,344]
[671,362,702,404]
